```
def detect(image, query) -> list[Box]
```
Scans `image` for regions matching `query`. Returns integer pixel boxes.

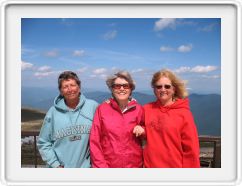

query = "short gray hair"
[58,71,81,90]
[106,71,135,91]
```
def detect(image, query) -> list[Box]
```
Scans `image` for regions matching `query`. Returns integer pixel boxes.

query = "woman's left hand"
[133,125,145,137]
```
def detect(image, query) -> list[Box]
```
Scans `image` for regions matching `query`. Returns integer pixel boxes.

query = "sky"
[21,18,221,94]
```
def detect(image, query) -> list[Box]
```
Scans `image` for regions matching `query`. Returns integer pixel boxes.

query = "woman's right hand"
[133,125,145,137]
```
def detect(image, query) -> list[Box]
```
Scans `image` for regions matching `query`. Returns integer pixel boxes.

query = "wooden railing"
[199,136,221,168]
[21,131,221,168]
[21,131,40,168]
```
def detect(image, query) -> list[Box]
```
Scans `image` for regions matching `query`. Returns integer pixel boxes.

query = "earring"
[172,94,175,101]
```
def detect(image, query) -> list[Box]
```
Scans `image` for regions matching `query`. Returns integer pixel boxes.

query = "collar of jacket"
[107,97,137,113]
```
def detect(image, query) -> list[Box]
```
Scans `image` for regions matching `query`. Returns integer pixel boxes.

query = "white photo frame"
[1,0,242,186]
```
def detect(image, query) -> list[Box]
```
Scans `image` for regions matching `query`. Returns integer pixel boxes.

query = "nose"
[66,86,73,92]
[120,86,125,90]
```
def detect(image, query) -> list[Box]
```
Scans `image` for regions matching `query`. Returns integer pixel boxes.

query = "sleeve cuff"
[50,161,61,168]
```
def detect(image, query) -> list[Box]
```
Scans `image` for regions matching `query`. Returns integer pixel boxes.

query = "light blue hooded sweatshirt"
[37,94,98,168]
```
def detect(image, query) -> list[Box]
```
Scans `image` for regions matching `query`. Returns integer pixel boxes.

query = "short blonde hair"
[151,69,188,99]
[106,71,135,91]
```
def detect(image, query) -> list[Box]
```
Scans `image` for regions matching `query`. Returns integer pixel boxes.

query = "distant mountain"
[21,87,58,112]
[189,94,221,136]
[21,87,221,136]
[85,91,111,104]
[132,92,156,105]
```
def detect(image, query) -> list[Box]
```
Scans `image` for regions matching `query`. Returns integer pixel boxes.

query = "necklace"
[68,108,81,126]
[67,109,82,142]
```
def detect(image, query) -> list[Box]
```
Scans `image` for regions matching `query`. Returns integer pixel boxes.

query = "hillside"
[21,108,46,122]
[21,108,46,131]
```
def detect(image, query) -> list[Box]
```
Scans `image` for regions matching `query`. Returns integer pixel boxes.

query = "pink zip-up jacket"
[90,98,145,168]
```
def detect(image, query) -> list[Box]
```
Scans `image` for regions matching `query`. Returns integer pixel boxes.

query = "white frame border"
[1,0,242,186]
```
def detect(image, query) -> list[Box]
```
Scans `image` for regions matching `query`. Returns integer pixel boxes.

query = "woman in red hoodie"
[90,71,145,168]
[143,69,200,168]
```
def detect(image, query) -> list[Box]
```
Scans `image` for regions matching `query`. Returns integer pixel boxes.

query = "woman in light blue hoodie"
[37,71,98,168]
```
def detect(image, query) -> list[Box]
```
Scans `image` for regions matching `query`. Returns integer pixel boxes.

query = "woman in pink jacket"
[90,71,145,168]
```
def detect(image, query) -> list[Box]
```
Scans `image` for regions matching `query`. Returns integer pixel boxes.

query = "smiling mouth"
[160,92,167,96]
[67,94,77,96]
[117,92,127,95]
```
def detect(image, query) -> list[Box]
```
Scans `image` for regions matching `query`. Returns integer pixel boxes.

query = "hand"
[133,125,145,137]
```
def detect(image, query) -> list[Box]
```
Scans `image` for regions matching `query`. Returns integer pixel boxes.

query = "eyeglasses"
[154,84,172,90]
[112,83,131,90]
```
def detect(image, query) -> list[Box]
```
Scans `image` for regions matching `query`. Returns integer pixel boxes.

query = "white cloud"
[34,71,55,78]
[73,50,85,57]
[44,50,59,57]
[160,46,174,52]
[174,65,218,74]
[100,74,108,79]
[177,44,193,53]
[179,20,197,26]
[154,18,176,31]
[198,23,216,32]
[202,75,220,79]
[103,30,117,40]
[91,68,109,80]
[154,19,198,33]
[174,67,191,73]
[211,75,220,79]
[93,68,107,74]
[37,66,51,72]
[191,65,218,73]
[132,68,144,73]
[21,61,33,70]
[78,67,88,73]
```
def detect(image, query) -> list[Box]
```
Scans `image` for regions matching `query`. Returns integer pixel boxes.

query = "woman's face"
[60,78,80,102]
[112,77,131,103]
[154,76,175,106]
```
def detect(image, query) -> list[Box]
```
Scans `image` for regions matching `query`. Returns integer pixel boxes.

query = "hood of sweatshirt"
[54,93,86,112]
[53,94,98,121]
[155,98,190,113]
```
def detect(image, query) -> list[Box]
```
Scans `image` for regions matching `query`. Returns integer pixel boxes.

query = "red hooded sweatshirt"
[90,98,144,168]
[143,98,200,168]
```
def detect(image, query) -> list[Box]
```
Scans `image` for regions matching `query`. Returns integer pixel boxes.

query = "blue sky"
[21,18,221,94]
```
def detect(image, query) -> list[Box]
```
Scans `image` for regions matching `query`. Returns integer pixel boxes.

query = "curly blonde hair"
[151,69,188,99]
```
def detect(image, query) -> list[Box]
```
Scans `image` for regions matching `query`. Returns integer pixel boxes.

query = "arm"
[89,107,109,168]
[181,111,200,168]
[37,110,61,168]
[133,106,146,139]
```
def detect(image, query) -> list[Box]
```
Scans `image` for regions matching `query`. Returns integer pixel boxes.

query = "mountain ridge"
[21,87,221,136]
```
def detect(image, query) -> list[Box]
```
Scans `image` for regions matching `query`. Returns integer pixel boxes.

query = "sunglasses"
[154,84,172,90]
[112,83,131,90]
